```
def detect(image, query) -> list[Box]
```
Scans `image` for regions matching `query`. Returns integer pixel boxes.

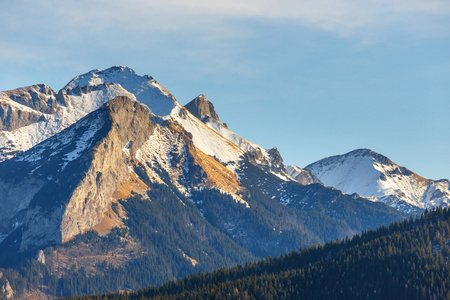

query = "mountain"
[0,67,406,298]
[305,149,450,213]
[66,208,450,300]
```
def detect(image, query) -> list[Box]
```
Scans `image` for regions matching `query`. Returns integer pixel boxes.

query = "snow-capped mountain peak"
[63,66,139,89]
[64,66,178,117]
[305,148,450,213]
[0,67,186,162]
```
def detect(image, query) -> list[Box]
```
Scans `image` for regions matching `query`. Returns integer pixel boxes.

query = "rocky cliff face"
[59,96,156,242]
[0,271,14,299]
[4,84,61,114]
[0,96,155,250]
[185,94,223,125]
[0,84,70,132]
[0,95,249,252]
[0,84,59,131]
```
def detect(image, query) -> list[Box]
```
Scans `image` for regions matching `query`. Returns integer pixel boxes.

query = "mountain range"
[0,66,448,298]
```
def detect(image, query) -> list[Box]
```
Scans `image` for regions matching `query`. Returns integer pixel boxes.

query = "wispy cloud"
[1,0,448,87]
[2,0,449,38]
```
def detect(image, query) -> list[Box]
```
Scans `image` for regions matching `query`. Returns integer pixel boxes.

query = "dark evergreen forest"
[67,207,450,300]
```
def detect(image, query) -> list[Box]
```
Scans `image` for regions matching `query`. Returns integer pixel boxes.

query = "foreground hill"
[72,208,450,300]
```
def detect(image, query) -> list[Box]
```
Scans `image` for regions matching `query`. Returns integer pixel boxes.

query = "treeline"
[68,207,450,300]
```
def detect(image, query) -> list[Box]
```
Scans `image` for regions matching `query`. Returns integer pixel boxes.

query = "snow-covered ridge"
[0,66,177,162]
[183,95,293,179]
[135,124,189,194]
[0,83,133,161]
[16,110,106,172]
[64,66,178,117]
[171,105,245,167]
[305,148,450,212]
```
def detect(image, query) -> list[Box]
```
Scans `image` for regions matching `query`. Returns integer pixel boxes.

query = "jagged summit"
[306,148,450,213]
[0,67,180,161]
[64,66,142,90]
[184,94,222,125]
[0,84,62,131]
[334,148,394,164]
[64,66,177,117]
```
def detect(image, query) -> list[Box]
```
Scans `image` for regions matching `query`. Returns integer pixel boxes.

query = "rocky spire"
[184,94,221,123]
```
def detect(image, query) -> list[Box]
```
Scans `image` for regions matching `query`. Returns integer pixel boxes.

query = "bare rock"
[185,94,222,123]
[0,272,14,299]
[37,249,45,264]
[286,165,321,185]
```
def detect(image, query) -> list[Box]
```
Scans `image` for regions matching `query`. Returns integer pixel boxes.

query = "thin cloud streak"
[2,0,449,38]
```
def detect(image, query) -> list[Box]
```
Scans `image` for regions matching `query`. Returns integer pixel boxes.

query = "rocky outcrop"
[286,165,321,185]
[185,94,224,125]
[244,147,288,176]
[0,96,157,251]
[0,101,44,131]
[267,148,284,174]
[0,272,14,299]
[3,84,60,114]
[0,84,61,131]
[59,96,156,242]
[37,249,46,264]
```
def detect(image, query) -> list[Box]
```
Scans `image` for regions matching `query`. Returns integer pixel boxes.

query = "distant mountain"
[65,208,450,300]
[0,67,406,298]
[305,149,450,213]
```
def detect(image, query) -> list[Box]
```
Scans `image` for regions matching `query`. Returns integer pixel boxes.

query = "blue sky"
[1,0,449,179]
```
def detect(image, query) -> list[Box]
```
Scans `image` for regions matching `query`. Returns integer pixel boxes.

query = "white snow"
[63,117,104,162]
[307,152,383,197]
[135,125,188,194]
[204,118,260,153]
[0,83,133,162]
[64,66,177,117]
[171,106,245,164]
[203,117,276,165]
[306,149,450,211]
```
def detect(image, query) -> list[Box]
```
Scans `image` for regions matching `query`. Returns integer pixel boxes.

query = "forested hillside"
[71,207,450,300]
